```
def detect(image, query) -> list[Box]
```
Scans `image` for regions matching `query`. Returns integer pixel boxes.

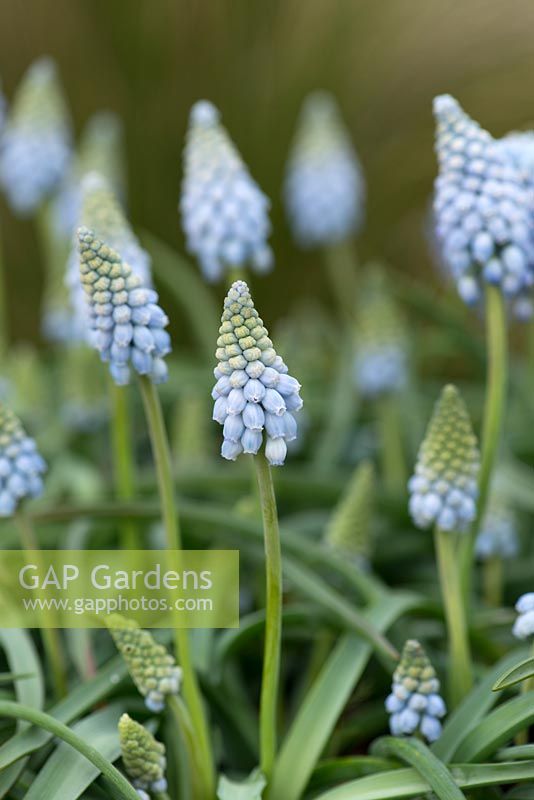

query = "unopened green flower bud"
[119,713,167,795]
[325,460,374,564]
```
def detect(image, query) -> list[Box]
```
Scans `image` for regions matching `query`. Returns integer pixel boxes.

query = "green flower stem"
[434,526,472,707]
[483,555,503,608]
[0,700,140,800]
[16,511,67,700]
[109,380,139,550]
[323,239,358,322]
[377,394,406,495]
[138,376,215,800]
[461,286,507,598]
[254,452,283,780]
[167,694,204,800]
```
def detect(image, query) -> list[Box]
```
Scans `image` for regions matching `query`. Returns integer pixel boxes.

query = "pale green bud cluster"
[106,615,182,712]
[119,713,167,797]
[325,460,374,564]
[409,385,480,531]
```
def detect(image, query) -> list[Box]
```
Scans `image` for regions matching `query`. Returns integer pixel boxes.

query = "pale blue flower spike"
[386,639,446,743]
[284,91,365,247]
[0,404,47,517]
[408,385,480,532]
[475,503,519,560]
[0,58,72,215]
[77,227,170,386]
[181,100,273,282]
[513,594,534,639]
[433,94,534,317]
[213,281,302,466]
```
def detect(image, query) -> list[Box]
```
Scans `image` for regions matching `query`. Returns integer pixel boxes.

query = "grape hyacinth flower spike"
[354,271,408,398]
[119,714,167,799]
[0,57,72,215]
[77,227,170,385]
[433,94,534,313]
[408,385,480,532]
[213,280,303,466]
[106,615,182,712]
[385,639,446,742]
[0,403,46,517]
[325,460,374,567]
[512,594,534,640]
[181,100,273,281]
[284,91,365,247]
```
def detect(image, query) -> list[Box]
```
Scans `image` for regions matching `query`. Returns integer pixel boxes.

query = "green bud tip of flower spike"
[325,459,375,563]
[118,713,167,797]
[105,615,182,713]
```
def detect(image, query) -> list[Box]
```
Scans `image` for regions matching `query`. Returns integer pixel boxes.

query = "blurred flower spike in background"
[284,90,365,248]
[0,56,72,215]
[181,100,273,282]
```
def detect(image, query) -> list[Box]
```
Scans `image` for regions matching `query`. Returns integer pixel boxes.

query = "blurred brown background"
[2,0,534,342]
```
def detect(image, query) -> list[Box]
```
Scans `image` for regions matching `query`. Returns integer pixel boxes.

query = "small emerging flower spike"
[284,91,365,247]
[106,615,182,712]
[325,460,374,566]
[385,639,446,743]
[181,100,273,282]
[0,403,46,517]
[213,281,303,466]
[0,58,72,215]
[53,112,125,240]
[119,714,167,797]
[77,226,170,385]
[408,385,480,532]
[354,269,408,398]
[433,94,534,311]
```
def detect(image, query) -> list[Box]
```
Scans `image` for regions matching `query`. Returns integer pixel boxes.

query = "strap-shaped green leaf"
[493,656,534,691]
[372,737,466,800]
[453,692,534,762]
[311,760,534,799]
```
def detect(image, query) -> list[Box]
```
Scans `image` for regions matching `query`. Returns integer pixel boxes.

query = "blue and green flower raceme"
[354,270,408,398]
[0,403,46,517]
[408,385,480,531]
[513,594,534,640]
[67,172,151,342]
[213,280,303,465]
[53,112,125,240]
[433,94,534,315]
[475,501,519,560]
[181,100,273,282]
[119,713,167,799]
[385,639,446,743]
[77,226,170,385]
[284,91,365,247]
[0,57,72,215]
[106,615,182,712]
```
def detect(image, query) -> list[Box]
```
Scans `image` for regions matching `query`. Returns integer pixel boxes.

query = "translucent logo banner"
[0,550,239,628]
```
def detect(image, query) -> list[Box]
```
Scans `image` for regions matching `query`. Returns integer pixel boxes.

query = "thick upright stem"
[323,239,358,321]
[377,394,406,495]
[254,452,283,780]
[138,376,214,799]
[483,555,503,608]
[16,512,67,699]
[460,286,507,599]
[109,381,138,549]
[434,527,472,707]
